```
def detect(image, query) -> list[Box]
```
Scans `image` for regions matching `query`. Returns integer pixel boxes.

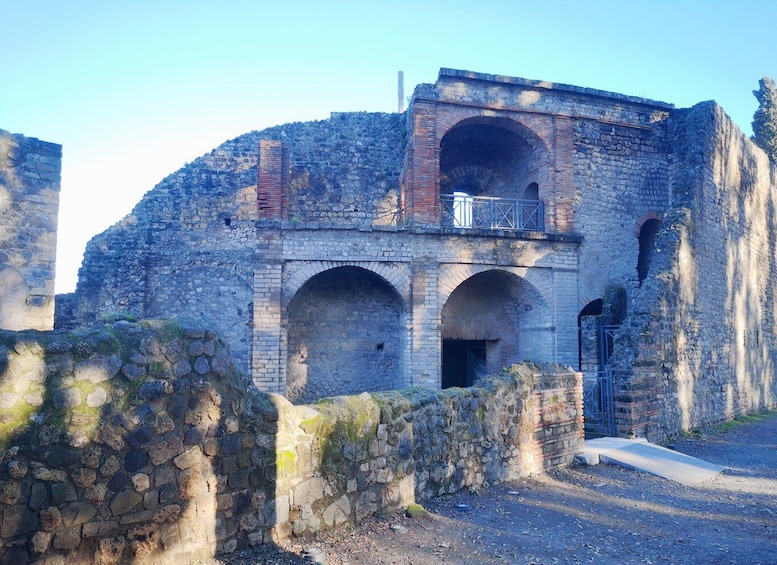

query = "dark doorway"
[637,218,662,285]
[442,339,488,388]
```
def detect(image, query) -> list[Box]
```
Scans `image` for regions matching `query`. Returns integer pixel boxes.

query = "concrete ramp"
[576,438,726,486]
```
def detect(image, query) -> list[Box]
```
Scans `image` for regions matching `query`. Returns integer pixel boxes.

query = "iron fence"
[583,368,616,437]
[440,194,544,231]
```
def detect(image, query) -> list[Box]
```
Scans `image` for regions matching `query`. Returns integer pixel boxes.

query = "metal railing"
[440,194,544,231]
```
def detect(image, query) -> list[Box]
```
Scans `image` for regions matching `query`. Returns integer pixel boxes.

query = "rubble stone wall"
[610,102,777,440]
[0,322,581,564]
[0,130,61,331]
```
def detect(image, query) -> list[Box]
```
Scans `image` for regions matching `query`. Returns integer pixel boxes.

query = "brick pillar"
[252,230,285,393]
[548,117,576,233]
[257,140,289,221]
[410,261,440,388]
[405,101,440,227]
[551,248,580,366]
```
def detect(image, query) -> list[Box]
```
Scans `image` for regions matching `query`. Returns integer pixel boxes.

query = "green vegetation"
[752,77,777,162]
[680,410,776,439]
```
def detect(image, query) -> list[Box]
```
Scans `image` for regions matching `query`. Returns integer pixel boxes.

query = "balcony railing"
[441,194,544,231]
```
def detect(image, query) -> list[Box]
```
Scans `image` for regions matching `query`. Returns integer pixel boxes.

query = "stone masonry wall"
[0,322,581,563]
[573,118,671,307]
[57,113,405,375]
[610,102,777,440]
[0,130,61,331]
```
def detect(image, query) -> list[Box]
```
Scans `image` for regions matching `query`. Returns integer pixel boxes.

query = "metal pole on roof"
[398,71,404,113]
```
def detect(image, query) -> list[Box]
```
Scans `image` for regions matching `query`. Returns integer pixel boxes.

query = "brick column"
[409,261,440,388]
[549,117,576,233]
[405,101,440,227]
[551,247,580,366]
[257,140,289,221]
[252,230,284,393]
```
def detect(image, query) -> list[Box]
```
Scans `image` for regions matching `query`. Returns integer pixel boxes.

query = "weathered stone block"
[131,473,150,492]
[173,445,202,470]
[52,388,81,409]
[95,537,126,565]
[0,480,21,505]
[322,495,351,527]
[110,490,142,515]
[30,530,52,554]
[50,481,77,504]
[148,434,184,466]
[124,450,150,473]
[52,527,81,550]
[75,354,122,383]
[61,501,97,527]
[178,467,207,500]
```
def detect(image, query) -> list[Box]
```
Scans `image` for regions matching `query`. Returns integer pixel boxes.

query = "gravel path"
[217,412,777,564]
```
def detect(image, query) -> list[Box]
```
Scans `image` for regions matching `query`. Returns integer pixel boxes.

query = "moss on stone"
[405,503,428,518]
[276,448,297,477]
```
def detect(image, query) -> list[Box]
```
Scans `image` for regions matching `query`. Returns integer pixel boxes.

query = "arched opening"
[286,267,404,404]
[439,119,546,230]
[578,296,621,437]
[637,218,662,285]
[523,182,539,201]
[440,122,542,198]
[440,270,551,388]
[578,299,603,372]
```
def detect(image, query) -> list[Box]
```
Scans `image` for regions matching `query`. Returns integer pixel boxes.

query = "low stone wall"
[0,322,582,563]
[273,363,582,538]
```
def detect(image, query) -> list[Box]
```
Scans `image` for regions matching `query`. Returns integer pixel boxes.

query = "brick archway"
[283,260,411,307]
[285,265,406,403]
[438,265,555,373]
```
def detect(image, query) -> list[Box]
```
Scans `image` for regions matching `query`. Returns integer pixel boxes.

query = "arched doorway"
[440,270,551,388]
[286,266,404,403]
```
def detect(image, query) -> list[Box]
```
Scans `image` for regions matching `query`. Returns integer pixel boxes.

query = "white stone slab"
[598,441,725,486]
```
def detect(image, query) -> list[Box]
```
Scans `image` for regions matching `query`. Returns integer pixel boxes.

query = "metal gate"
[583,324,619,436]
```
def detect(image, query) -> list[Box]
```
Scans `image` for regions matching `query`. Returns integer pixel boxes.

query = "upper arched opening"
[439,117,548,231]
[440,118,547,199]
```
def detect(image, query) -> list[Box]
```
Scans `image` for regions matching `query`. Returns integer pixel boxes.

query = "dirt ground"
[217,412,777,564]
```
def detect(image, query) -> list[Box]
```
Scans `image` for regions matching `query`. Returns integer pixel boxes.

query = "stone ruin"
[0,130,61,332]
[3,66,777,561]
[0,321,580,562]
[56,68,777,440]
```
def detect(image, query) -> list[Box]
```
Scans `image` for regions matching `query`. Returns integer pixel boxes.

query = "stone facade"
[0,130,61,331]
[609,102,777,439]
[56,68,777,440]
[0,322,580,563]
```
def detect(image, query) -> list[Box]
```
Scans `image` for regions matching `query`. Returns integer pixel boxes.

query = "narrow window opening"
[376,342,384,352]
[224,217,232,227]
[637,219,661,285]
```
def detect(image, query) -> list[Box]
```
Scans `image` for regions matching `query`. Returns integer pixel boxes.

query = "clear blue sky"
[2,0,776,293]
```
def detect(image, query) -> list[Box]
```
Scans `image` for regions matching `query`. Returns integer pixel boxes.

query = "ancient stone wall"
[0,322,581,563]
[0,130,61,331]
[573,118,672,306]
[57,113,405,375]
[610,102,777,440]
